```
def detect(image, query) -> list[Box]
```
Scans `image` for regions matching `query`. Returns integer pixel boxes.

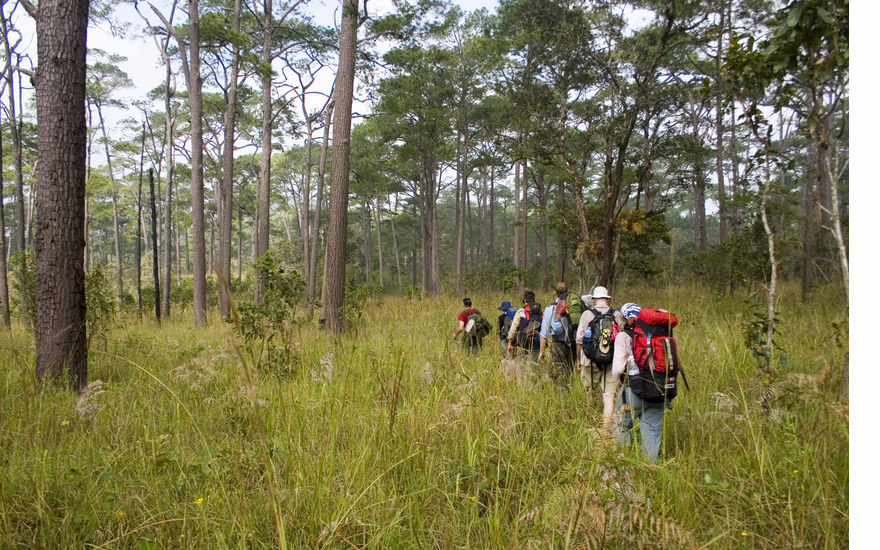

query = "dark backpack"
[628,308,681,402]
[584,308,619,368]
[516,303,542,349]
[466,309,492,338]
[550,298,573,344]
[498,312,513,340]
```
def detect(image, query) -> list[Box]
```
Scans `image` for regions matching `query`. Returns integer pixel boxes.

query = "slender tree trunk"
[256,0,274,301]
[307,101,332,317]
[520,158,528,283]
[186,0,207,326]
[3,42,27,307]
[715,1,728,243]
[137,123,145,313]
[535,169,548,289]
[218,0,241,316]
[321,0,357,333]
[488,171,494,263]
[454,132,464,293]
[0,114,9,327]
[513,159,520,273]
[34,0,90,390]
[362,199,372,285]
[759,131,777,380]
[556,181,566,282]
[162,67,174,318]
[96,104,125,306]
[149,168,161,322]
[390,200,402,290]
[375,197,384,288]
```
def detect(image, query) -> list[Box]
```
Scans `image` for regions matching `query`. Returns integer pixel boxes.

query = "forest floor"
[0,283,848,549]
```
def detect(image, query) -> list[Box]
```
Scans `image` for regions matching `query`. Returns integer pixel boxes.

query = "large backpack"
[498,312,513,340]
[516,303,543,349]
[550,292,588,344]
[628,307,681,402]
[465,309,492,338]
[584,308,619,368]
[550,299,573,344]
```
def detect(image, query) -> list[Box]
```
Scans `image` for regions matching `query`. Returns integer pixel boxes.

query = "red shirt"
[459,308,476,324]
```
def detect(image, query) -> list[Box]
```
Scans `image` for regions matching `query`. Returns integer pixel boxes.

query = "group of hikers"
[453,283,682,463]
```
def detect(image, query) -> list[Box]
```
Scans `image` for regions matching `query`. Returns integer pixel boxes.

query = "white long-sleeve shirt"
[611,329,635,380]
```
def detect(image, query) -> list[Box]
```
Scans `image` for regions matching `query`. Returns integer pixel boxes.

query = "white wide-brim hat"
[592,286,611,299]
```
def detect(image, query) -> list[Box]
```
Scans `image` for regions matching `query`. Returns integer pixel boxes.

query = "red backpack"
[629,308,682,402]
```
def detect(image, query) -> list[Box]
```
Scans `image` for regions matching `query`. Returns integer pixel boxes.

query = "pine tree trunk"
[0,114,9,327]
[321,0,357,333]
[97,104,125,306]
[187,0,207,326]
[34,0,90,390]
[307,101,332,317]
[162,65,174,319]
[256,0,273,301]
[218,0,241,316]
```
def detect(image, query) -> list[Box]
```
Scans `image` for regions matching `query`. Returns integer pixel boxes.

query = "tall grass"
[0,283,847,548]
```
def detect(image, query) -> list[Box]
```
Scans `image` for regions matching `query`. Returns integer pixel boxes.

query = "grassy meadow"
[0,283,848,549]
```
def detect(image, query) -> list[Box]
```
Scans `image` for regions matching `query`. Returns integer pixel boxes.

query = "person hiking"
[611,302,667,463]
[575,286,625,431]
[453,298,490,354]
[539,282,576,386]
[506,290,542,367]
[497,300,517,356]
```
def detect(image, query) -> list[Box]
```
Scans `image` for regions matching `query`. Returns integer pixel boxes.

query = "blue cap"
[498,300,512,311]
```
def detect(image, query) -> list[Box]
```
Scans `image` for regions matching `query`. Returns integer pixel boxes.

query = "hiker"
[611,303,663,462]
[453,298,490,354]
[538,282,577,386]
[575,286,625,432]
[506,290,542,365]
[497,300,517,356]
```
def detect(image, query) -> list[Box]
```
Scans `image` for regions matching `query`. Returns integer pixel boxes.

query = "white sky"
[83,0,500,134]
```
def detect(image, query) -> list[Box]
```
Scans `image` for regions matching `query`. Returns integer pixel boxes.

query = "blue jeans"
[613,385,666,463]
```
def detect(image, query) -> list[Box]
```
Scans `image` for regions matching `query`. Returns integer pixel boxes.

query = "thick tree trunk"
[34,0,90,390]
[321,0,358,333]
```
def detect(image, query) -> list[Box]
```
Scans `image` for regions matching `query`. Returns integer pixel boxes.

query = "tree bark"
[256,0,274,301]
[218,0,241,316]
[149,168,161,322]
[34,0,90,390]
[96,103,125,306]
[715,1,728,243]
[0,113,9,327]
[321,0,358,333]
[307,100,332,317]
[186,0,207,326]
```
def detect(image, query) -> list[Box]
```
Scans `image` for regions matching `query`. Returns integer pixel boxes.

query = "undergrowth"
[0,283,848,549]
